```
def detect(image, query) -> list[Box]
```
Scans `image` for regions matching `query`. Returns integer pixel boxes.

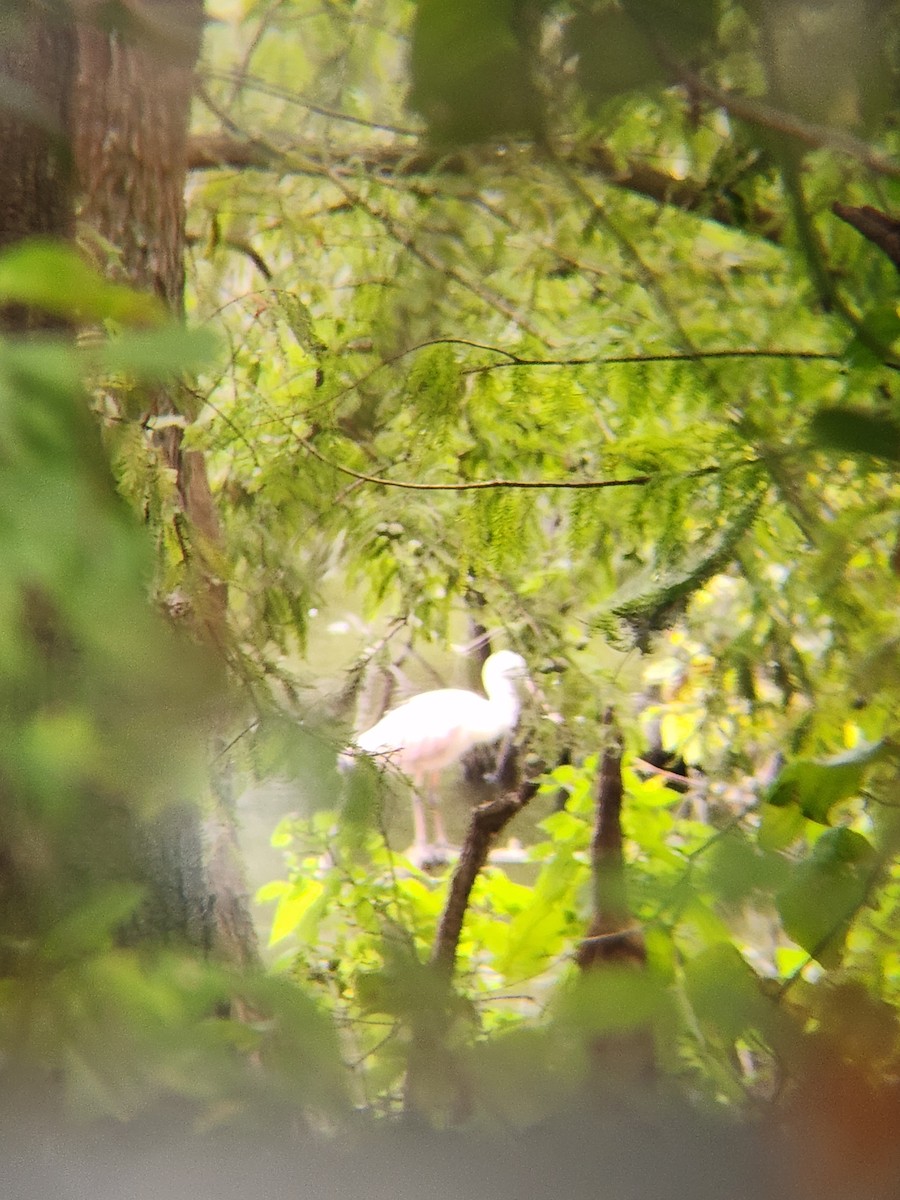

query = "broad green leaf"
[566,8,663,104]
[270,880,324,945]
[555,968,666,1038]
[625,0,719,47]
[766,741,884,824]
[464,1025,570,1124]
[758,1,894,128]
[683,943,772,1045]
[810,407,900,463]
[495,849,581,981]
[41,885,145,962]
[256,879,290,903]
[703,828,789,902]
[98,326,220,378]
[758,800,806,851]
[0,241,163,323]
[409,0,542,142]
[776,828,876,966]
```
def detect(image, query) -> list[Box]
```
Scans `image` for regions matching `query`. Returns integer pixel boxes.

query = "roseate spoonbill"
[351,650,529,864]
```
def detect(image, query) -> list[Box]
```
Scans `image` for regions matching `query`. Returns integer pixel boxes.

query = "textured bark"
[72,0,227,648]
[68,0,256,966]
[72,0,201,313]
[576,709,654,1087]
[576,712,646,973]
[0,1,75,329]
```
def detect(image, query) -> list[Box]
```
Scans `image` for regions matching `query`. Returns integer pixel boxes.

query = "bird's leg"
[408,778,452,869]
[484,732,514,784]
[424,771,453,858]
[429,795,450,854]
[410,789,430,859]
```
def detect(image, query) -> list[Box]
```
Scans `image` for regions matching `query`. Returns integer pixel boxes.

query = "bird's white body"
[352,650,528,861]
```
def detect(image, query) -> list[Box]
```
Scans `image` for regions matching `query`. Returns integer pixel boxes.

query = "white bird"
[351,650,529,864]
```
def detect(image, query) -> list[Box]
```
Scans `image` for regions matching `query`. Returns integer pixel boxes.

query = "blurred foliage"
[3,0,900,1162]
[0,241,347,1125]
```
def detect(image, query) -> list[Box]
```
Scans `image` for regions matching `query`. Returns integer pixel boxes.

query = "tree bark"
[72,0,200,312]
[73,0,227,647]
[576,709,654,1087]
[576,712,646,973]
[69,0,257,968]
[0,1,74,329]
[0,1,256,968]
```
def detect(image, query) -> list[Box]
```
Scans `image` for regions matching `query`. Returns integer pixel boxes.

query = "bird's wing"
[355,688,503,775]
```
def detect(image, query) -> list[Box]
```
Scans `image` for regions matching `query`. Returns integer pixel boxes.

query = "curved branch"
[833,203,900,272]
[431,780,538,977]
[186,132,781,243]
[298,434,740,492]
[683,74,900,183]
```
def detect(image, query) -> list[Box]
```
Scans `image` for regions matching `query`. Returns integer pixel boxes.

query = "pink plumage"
[352,651,528,862]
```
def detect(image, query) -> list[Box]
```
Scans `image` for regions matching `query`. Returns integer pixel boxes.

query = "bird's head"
[483,650,530,691]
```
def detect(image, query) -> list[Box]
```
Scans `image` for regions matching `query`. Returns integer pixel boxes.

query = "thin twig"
[297,434,754,492]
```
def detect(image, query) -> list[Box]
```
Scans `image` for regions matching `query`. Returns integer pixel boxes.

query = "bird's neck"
[485,677,521,731]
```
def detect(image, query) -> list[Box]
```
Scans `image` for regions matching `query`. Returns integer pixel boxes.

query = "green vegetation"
[3,0,900,1187]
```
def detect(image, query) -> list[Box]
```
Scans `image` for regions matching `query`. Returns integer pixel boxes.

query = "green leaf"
[766,741,883,824]
[555,967,666,1038]
[776,828,876,967]
[624,0,719,58]
[409,0,542,143]
[757,800,806,851]
[41,885,145,963]
[495,849,581,980]
[97,326,220,378]
[683,943,772,1045]
[0,240,164,324]
[464,1026,568,1124]
[270,880,324,945]
[810,407,900,463]
[703,828,789,901]
[844,303,900,369]
[566,8,663,105]
[567,0,717,105]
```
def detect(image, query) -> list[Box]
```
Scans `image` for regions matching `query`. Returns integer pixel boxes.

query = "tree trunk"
[0,1,256,969]
[0,2,74,329]
[73,0,227,645]
[576,710,655,1088]
[73,0,200,313]
[70,0,257,968]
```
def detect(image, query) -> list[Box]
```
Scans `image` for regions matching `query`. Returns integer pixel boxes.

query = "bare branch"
[297,432,744,493]
[431,781,538,977]
[833,203,900,272]
[683,74,900,183]
[186,132,781,242]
